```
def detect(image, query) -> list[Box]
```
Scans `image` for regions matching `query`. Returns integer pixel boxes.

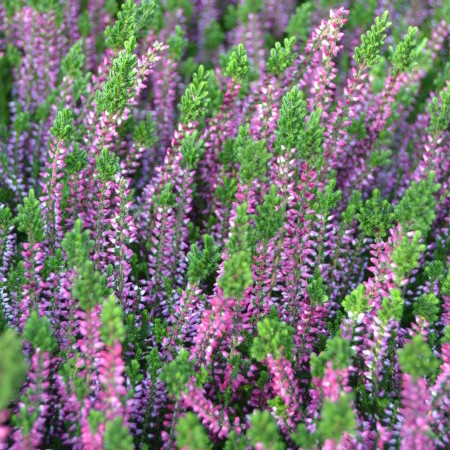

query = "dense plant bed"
[0,0,449,449]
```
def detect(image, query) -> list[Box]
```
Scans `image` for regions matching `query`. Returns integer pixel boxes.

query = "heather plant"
[0,1,448,449]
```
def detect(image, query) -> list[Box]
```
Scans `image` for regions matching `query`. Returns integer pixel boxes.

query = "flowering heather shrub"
[0,0,449,448]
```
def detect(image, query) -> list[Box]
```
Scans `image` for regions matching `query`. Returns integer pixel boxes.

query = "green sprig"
[179,65,210,124]
[225,44,250,81]
[354,11,392,69]
[251,317,294,362]
[397,335,439,379]
[267,37,297,76]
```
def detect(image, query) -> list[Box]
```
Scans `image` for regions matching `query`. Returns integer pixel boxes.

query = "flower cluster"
[0,1,449,449]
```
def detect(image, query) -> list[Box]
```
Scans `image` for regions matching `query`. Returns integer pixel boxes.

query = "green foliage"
[267,37,297,76]
[354,11,392,69]
[391,232,425,285]
[0,314,7,336]
[101,296,125,345]
[317,395,356,441]
[152,318,168,345]
[24,311,57,353]
[181,56,198,81]
[133,113,158,148]
[96,148,120,182]
[275,87,325,166]
[205,69,223,116]
[216,176,238,207]
[314,179,342,217]
[255,185,284,243]
[368,148,392,169]
[246,411,285,450]
[424,261,445,285]
[327,310,344,338]
[204,21,225,51]
[223,5,238,31]
[175,412,212,450]
[378,289,404,323]
[441,269,450,298]
[0,205,13,233]
[62,223,110,309]
[60,355,88,401]
[180,65,210,124]
[66,144,88,174]
[73,262,111,310]
[35,92,59,123]
[41,248,64,280]
[306,270,329,305]
[256,370,270,391]
[1,0,22,18]
[225,44,250,81]
[78,10,92,38]
[123,310,150,361]
[146,347,163,381]
[105,0,138,50]
[235,125,270,183]
[96,43,138,114]
[275,86,307,154]
[87,410,104,435]
[394,171,440,237]
[50,108,75,143]
[145,0,163,32]
[342,284,369,316]
[251,317,294,362]
[230,127,245,161]
[71,71,92,104]
[348,114,368,141]
[298,109,325,167]
[168,25,188,60]
[0,330,27,410]
[346,0,377,30]
[154,183,176,207]
[136,0,158,39]
[166,0,193,19]
[357,189,393,239]
[391,26,419,76]
[6,262,26,306]
[27,0,62,13]
[180,131,205,169]
[220,251,253,299]
[4,44,21,68]
[13,109,31,137]
[125,358,143,387]
[226,203,252,257]
[160,349,194,398]
[119,115,136,138]
[341,191,363,226]
[223,430,246,450]
[237,0,263,20]
[104,418,134,450]
[286,3,313,46]
[187,234,220,284]
[413,293,440,324]
[15,189,45,242]
[61,219,92,269]
[291,423,317,449]
[427,86,450,135]
[61,41,85,78]
[397,335,439,379]
[11,405,38,437]
[310,336,354,377]
[0,46,19,125]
